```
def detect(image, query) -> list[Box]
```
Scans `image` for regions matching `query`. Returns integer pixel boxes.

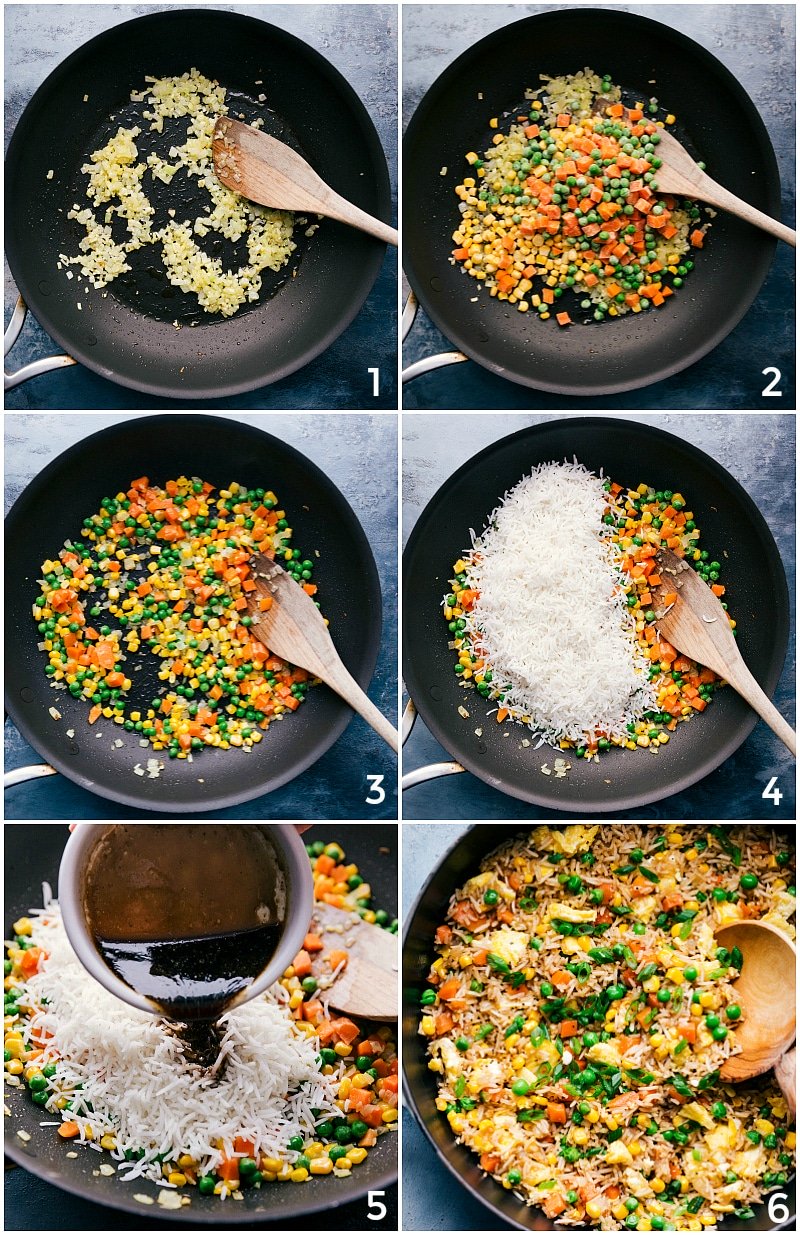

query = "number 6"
[768,1191,789,1224]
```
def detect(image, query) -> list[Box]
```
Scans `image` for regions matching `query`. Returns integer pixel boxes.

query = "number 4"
[762,776,783,806]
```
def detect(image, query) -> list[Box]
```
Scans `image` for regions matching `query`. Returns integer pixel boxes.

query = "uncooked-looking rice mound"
[421,824,795,1230]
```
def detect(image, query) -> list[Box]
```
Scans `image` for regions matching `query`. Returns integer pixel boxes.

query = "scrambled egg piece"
[547,902,596,923]
[586,1040,623,1068]
[606,1140,633,1165]
[463,871,516,903]
[682,1101,715,1130]
[531,825,598,855]
[482,928,529,969]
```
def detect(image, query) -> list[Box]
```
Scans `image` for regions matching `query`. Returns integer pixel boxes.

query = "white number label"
[761,366,783,396]
[762,776,783,806]
[368,1190,387,1221]
[368,367,380,396]
[768,1191,789,1224]
[366,774,385,805]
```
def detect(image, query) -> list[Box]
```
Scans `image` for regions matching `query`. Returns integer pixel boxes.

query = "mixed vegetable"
[446,477,732,758]
[4,838,398,1198]
[421,825,795,1230]
[452,70,706,325]
[33,476,320,760]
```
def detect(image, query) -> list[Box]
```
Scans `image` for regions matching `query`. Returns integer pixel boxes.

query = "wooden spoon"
[651,546,796,756]
[651,127,796,248]
[311,902,397,1020]
[247,552,398,753]
[715,920,796,1118]
[213,117,398,246]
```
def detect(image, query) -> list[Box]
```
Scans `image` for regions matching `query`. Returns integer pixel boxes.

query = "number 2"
[761,366,782,396]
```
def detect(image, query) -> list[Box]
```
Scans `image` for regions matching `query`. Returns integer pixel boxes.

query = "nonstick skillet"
[402,418,790,813]
[5,415,384,813]
[403,7,782,396]
[5,8,392,399]
[4,823,397,1225]
[402,823,796,1232]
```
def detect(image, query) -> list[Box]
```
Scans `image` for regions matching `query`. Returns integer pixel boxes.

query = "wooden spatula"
[651,127,796,248]
[651,546,796,756]
[247,552,398,753]
[311,902,397,1020]
[715,920,796,1117]
[213,117,398,246]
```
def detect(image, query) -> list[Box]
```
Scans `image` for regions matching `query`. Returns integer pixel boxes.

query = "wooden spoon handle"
[325,661,399,753]
[694,177,796,247]
[724,662,797,757]
[318,188,398,246]
[774,1047,796,1121]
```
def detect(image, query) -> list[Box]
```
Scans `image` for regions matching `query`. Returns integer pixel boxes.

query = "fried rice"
[420,825,795,1230]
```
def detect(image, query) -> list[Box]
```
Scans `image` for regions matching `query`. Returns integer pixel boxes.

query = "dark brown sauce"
[82,825,287,1066]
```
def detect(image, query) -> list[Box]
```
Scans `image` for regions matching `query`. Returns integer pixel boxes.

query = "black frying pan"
[5,415,383,813]
[5,8,392,399]
[403,823,795,1232]
[403,8,781,396]
[4,823,397,1225]
[403,418,790,812]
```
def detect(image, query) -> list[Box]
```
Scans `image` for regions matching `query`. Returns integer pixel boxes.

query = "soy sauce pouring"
[59,824,314,1067]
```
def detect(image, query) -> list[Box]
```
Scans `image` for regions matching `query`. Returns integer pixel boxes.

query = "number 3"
[366,774,385,805]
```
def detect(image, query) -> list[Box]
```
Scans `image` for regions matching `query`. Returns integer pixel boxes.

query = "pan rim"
[4,7,392,400]
[401,822,796,1233]
[402,416,790,813]
[402,6,782,397]
[4,413,384,814]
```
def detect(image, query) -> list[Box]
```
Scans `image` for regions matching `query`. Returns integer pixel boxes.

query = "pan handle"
[401,292,469,384]
[4,764,59,788]
[4,295,77,391]
[401,698,465,791]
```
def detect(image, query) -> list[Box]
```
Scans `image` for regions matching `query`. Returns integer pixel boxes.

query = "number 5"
[368,1190,387,1221]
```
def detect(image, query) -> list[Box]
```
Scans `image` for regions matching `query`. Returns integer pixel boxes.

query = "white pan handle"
[5,764,59,788]
[4,295,76,390]
[401,291,469,383]
[401,697,465,790]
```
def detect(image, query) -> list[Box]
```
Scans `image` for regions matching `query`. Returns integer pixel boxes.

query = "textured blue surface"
[4,3,398,409]
[5,413,398,819]
[402,413,796,820]
[402,3,796,410]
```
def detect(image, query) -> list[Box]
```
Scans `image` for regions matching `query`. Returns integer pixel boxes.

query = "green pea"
[726,1004,741,1021]
[683,966,698,982]
[483,889,499,906]
[350,1119,368,1140]
[507,1169,521,1185]
[711,1025,728,1042]
[739,873,758,890]
[198,1175,216,1195]
[328,1145,349,1161]
[540,982,553,997]
[511,1079,530,1096]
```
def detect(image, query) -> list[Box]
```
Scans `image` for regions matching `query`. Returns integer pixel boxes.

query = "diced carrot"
[556,311,571,327]
[438,977,461,1001]
[453,247,470,261]
[88,704,102,725]
[330,1017,360,1045]
[218,1158,240,1184]
[678,1023,697,1043]
[327,949,348,971]
[550,970,572,988]
[292,949,312,977]
[234,1137,255,1156]
[435,1010,454,1035]
[661,892,683,912]
[542,1194,567,1218]
[480,1153,501,1172]
[435,924,453,945]
[690,229,705,248]
[546,1102,567,1124]
[560,1019,579,1037]
[58,1122,80,1139]
[711,584,725,597]
[315,854,336,875]
[304,933,324,953]
[496,708,509,723]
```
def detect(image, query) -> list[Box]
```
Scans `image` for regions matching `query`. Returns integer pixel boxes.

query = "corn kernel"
[383,1108,398,1123]
[263,1157,283,1174]
[290,1167,309,1183]
[338,1077,352,1100]
[168,1171,187,1187]
[6,1059,23,1075]
[651,1178,666,1194]
[754,1118,775,1136]
[586,1201,603,1220]
[310,1158,333,1175]
[100,1134,117,1151]
[349,1147,368,1164]
[785,1131,796,1150]
[334,1041,351,1056]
